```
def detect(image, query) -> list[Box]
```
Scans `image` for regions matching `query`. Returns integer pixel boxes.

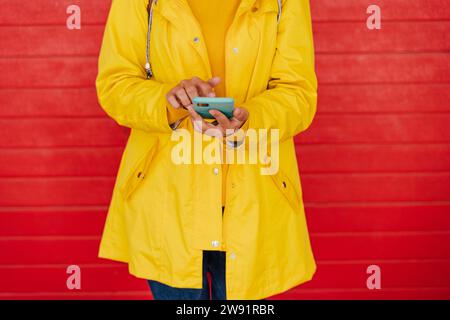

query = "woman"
[96,0,317,300]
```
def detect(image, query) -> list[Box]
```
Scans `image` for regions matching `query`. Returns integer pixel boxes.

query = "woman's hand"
[185,106,249,138]
[166,76,221,109]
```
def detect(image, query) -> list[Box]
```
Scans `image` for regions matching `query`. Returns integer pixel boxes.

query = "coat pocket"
[120,141,159,201]
[270,168,302,214]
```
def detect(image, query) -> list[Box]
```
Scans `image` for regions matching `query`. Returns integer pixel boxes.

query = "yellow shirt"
[168,0,240,206]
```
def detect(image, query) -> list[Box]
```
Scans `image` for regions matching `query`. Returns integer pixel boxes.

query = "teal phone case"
[193,97,234,119]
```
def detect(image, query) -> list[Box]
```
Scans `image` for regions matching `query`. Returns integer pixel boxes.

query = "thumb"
[207,76,221,88]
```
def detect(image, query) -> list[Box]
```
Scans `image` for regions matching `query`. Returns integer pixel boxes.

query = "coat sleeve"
[95,0,176,133]
[240,0,317,142]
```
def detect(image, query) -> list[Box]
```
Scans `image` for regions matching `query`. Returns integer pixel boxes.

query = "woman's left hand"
[185,106,249,137]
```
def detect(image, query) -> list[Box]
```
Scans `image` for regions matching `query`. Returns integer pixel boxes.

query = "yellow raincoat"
[96,0,317,299]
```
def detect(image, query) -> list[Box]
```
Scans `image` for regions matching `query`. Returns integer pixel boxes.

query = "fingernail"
[208,93,215,97]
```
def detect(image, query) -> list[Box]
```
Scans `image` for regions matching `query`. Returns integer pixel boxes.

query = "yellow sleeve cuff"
[167,104,189,125]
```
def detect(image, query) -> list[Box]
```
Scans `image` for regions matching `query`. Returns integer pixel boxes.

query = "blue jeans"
[148,250,227,300]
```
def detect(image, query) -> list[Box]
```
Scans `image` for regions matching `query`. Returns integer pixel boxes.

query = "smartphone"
[192,97,234,119]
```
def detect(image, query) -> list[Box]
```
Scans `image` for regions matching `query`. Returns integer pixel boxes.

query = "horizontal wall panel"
[2,113,450,148]
[0,265,148,293]
[310,0,450,22]
[311,233,450,261]
[299,114,450,144]
[1,260,449,292]
[0,0,110,26]
[0,238,102,264]
[2,144,450,177]
[313,21,450,53]
[296,144,450,173]
[1,54,448,88]
[316,83,450,114]
[0,26,103,57]
[0,178,115,206]
[0,292,150,300]
[0,88,103,117]
[1,173,449,206]
[305,205,450,233]
[1,84,449,118]
[0,210,107,236]
[273,287,450,300]
[1,205,448,237]
[1,0,449,26]
[0,119,127,148]
[300,260,450,289]
[2,21,449,57]
[0,57,97,88]
[0,148,123,177]
[1,233,449,264]
[316,53,450,84]
[301,173,450,203]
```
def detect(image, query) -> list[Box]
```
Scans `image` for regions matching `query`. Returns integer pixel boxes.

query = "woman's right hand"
[166,76,221,109]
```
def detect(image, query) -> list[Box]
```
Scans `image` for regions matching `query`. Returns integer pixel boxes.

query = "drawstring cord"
[145,0,156,79]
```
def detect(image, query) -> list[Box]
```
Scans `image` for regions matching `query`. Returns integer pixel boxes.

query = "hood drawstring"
[145,0,156,79]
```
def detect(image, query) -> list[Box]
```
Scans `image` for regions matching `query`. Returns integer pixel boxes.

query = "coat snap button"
[251,6,258,13]
[211,240,220,248]
[232,47,239,54]
[193,37,200,43]
[282,181,287,188]
[137,172,142,178]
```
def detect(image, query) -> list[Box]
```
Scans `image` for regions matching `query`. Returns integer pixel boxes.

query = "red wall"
[0,0,449,299]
